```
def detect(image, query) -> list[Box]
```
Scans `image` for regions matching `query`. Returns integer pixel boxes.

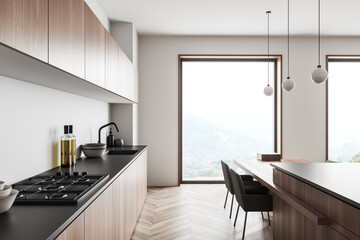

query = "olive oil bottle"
[69,125,76,165]
[61,125,71,167]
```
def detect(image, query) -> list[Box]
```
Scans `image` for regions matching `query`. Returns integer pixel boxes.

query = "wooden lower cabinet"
[273,196,349,240]
[84,185,113,240]
[140,150,147,208]
[113,149,148,240]
[56,150,147,240]
[273,169,360,240]
[56,213,84,240]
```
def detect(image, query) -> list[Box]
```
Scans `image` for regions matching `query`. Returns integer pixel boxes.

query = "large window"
[179,56,281,182]
[328,57,360,162]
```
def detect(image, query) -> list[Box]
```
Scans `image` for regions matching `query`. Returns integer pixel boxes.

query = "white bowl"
[82,143,106,149]
[0,181,4,191]
[82,144,107,158]
[0,185,12,197]
[0,189,18,214]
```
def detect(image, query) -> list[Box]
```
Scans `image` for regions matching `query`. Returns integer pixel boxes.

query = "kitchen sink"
[107,150,138,155]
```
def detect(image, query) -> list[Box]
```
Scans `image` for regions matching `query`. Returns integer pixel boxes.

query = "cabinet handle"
[273,184,328,225]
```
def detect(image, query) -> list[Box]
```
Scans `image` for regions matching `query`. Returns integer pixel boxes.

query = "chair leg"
[234,204,240,227]
[229,195,234,219]
[261,211,264,220]
[242,212,248,240]
[267,211,271,226]
[224,190,229,208]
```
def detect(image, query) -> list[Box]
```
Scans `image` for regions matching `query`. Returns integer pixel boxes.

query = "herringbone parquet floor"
[131,184,273,240]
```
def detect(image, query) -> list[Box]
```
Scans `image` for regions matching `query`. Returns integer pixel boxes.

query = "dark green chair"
[230,169,273,240]
[221,161,261,218]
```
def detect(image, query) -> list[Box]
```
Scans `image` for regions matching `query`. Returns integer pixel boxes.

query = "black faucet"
[98,122,119,143]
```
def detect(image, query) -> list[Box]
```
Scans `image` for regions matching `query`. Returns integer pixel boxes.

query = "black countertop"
[271,163,360,210]
[0,145,147,240]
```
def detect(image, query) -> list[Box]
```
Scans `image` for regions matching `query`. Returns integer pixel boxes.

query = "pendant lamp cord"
[318,0,321,66]
[267,11,270,85]
[287,0,290,78]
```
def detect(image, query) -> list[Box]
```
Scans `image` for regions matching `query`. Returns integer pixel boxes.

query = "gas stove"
[12,172,109,204]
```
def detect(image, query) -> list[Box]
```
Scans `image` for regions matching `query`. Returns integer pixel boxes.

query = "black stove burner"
[12,172,108,205]
[64,185,89,192]
[22,185,43,193]
[49,193,68,199]
[16,193,33,200]
[77,178,90,183]
[58,178,76,184]
[16,178,44,185]
[42,185,65,192]
[27,193,51,201]
[41,178,58,184]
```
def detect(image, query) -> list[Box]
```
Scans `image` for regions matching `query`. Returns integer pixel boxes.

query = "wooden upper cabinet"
[49,0,85,78]
[133,67,139,103]
[105,31,120,93]
[125,57,135,102]
[0,0,48,62]
[118,48,128,97]
[117,49,139,103]
[85,4,105,88]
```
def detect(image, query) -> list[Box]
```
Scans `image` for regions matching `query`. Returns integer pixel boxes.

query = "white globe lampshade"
[311,65,328,84]
[282,77,295,92]
[264,85,273,96]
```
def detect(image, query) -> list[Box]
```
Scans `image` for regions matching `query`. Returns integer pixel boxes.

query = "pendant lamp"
[311,0,328,84]
[282,0,295,92]
[264,11,274,96]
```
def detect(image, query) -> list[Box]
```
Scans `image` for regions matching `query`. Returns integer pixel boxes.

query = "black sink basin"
[107,150,138,155]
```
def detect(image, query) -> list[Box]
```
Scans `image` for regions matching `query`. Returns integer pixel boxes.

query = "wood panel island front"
[233,160,360,240]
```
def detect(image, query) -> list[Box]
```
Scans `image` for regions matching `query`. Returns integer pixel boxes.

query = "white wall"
[133,104,139,144]
[0,76,110,184]
[110,22,139,68]
[139,36,360,186]
[111,22,134,63]
[110,104,133,144]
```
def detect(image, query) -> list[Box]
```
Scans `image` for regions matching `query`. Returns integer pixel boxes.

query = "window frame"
[326,55,360,161]
[178,55,283,184]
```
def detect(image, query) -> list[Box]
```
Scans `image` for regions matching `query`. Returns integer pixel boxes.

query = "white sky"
[182,61,275,142]
[328,61,360,160]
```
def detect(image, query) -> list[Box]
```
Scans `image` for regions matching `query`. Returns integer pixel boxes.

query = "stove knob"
[55,172,62,176]
[82,171,88,176]
[73,172,79,176]
[64,172,70,176]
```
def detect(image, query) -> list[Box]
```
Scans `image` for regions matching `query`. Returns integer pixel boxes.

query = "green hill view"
[182,112,272,180]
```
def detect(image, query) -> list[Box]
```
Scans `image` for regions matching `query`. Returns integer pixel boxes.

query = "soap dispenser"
[106,128,114,147]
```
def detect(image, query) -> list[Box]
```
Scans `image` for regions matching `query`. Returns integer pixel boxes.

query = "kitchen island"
[0,145,147,240]
[234,159,360,240]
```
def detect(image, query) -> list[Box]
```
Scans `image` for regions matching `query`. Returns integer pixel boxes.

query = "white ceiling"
[98,0,360,36]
